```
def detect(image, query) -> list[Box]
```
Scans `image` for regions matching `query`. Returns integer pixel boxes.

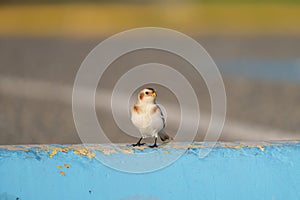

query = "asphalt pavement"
[1,36,300,144]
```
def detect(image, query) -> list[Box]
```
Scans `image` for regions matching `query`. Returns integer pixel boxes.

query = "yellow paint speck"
[74,148,96,159]
[57,165,62,169]
[120,147,134,154]
[258,146,265,151]
[164,151,169,154]
[234,145,244,150]
[61,148,69,153]
[64,164,70,168]
[49,150,57,158]
[59,171,66,176]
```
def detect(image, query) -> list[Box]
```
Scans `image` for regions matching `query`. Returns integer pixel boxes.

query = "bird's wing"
[156,104,166,129]
[158,129,171,142]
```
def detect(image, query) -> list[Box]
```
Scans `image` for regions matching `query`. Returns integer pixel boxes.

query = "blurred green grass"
[0,2,300,37]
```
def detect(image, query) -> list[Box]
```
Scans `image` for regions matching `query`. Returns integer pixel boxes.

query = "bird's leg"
[132,137,145,147]
[149,137,158,148]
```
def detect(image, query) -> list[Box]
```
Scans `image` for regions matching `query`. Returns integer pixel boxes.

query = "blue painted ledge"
[0,142,300,200]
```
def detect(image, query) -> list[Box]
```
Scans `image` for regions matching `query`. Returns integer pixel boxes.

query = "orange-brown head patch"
[146,88,155,93]
[139,93,145,100]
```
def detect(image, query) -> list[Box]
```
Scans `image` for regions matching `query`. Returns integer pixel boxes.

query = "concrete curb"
[0,142,299,200]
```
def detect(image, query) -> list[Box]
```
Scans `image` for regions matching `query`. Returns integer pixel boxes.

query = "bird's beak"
[152,92,156,97]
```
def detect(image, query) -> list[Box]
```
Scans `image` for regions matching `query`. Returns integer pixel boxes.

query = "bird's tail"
[158,130,173,143]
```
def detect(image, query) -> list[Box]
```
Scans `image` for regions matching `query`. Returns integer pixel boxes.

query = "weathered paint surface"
[0,142,300,200]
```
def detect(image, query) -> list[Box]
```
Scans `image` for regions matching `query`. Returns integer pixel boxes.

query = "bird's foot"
[148,144,158,148]
[132,142,146,147]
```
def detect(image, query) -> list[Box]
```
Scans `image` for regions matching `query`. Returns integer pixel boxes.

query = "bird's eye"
[145,91,149,95]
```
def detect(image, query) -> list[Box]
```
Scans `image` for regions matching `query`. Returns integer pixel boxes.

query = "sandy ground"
[0,36,300,144]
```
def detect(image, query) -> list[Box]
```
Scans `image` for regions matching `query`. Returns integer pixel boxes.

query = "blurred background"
[1,0,300,144]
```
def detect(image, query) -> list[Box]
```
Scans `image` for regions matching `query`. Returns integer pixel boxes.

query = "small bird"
[131,88,171,148]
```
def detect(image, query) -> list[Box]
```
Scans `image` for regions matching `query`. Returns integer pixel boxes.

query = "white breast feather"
[131,104,164,138]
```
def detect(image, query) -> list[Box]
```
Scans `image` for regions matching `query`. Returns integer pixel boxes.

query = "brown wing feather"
[133,105,140,114]
[151,106,158,115]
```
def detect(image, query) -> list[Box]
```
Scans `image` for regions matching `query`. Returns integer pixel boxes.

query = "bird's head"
[138,88,157,104]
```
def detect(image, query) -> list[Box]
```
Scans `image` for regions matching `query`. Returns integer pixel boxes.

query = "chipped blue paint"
[0,142,300,200]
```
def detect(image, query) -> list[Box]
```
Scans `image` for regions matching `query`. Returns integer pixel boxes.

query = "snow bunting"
[131,88,171,148]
